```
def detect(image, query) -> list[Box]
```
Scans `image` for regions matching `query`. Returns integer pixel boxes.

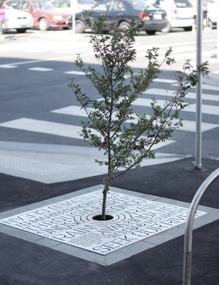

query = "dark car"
[4,0,71,30]
[67,0,168,35]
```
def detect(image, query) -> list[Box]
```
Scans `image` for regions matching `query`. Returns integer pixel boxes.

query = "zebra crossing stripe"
[53,47,93,54]
[132,98,219,116]
[51,105,219,132]
[0,118,175,150]
[171,83,219,92]
[136,46,197,57]
[0,65,17,68]
[154,79,176,84]
[0,118,82,139]
[173,50,215,60]
[64,71,87,75]
[143,88,219,102]
[28,67,53,72]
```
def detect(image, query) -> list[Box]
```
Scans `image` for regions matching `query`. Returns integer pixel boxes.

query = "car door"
[89,0,112,30]
[19,0,39,26]
[109,1,127,22]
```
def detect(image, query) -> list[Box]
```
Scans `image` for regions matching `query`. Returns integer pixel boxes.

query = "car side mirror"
[28,7,34,12]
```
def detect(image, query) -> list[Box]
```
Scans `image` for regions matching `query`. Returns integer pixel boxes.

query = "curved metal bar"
[183,168,219,285]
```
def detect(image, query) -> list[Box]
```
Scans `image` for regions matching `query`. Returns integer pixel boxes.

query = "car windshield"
[51,0,70,8]
[32,1,55,9]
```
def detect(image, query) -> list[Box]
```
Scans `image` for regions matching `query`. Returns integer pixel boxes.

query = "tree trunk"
[101,185,108,220]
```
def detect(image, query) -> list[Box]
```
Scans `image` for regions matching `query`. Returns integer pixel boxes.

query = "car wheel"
[38,18,49,31]
[63,27,69,30]
[75,19,85,33]
[161,21,171,33]
[118,21,130,31]
[16,28,27,33]
[184,26,192,31]
[207,19,213,29]
[146,30,156,35]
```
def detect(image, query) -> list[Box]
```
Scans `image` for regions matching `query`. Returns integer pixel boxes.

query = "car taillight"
[171,9,178,13]
[139,11,150,20]
[164,13,167,19]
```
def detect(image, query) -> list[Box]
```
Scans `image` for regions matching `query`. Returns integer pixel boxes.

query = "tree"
[68,15,209,220]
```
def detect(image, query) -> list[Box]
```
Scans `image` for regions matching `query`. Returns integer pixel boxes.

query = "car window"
[32,1,55,9]
[21,0,31,9]
[92,1,111,12]
[174,0,192,8]
[6,0,22,9]
[110,1,126,11]
[152,0,165,8]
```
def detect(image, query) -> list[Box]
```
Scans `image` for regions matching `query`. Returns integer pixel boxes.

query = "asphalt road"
[0,27,219,160]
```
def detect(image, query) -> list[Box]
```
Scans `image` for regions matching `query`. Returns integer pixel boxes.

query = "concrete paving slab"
[0,141,188,183]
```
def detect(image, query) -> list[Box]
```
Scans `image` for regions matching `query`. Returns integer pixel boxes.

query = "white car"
[152,0,195,32]
[208,0,218,27]
[3,4,33,33]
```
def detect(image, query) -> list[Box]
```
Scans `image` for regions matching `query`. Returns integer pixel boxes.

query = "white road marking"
[53,47,93,54]
[64,71,87,75]
[137,46,197,57]
[134,39,216,52]
[0,65,17,68]
[133,98,219,115]
[173,50,215,60]
[154,79,176,84]
[0,56,77,68]
[28,67,54,72]
[52,105,219,132]
[0,118,82,139]
[0,118,175,150]
[0,59,47,67]
[144,88,219,102]
[171,83,219,91]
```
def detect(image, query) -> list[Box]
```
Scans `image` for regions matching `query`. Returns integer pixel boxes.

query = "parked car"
[67,0,168,35]
[208,0,217,28]
[3,3,33,33]
[188,0,216,30]
[152,0,195,32]
[4,0,71,30]
[50,0,96,14]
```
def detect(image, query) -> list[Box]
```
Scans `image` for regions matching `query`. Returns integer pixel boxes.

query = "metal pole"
[194,0,202,170]
[182,168,219,285]
[71,0,76,42]
[217,0,219,62]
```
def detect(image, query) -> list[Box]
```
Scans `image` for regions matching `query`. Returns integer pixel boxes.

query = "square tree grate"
[0,189,206,257]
